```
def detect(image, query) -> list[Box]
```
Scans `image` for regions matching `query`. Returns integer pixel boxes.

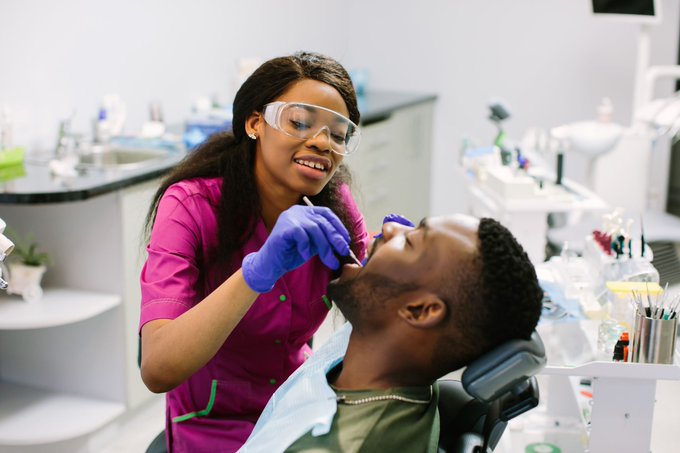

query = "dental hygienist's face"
[328,215,480,323]
[248,79,349,197]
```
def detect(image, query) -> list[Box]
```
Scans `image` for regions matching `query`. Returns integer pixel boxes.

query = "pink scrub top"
[139,177,368,453]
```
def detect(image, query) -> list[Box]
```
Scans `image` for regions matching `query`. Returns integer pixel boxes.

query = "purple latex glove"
[242,205,351,293]
[373,213,415,239]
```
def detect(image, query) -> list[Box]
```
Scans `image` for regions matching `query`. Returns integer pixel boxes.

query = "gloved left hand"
[242,205,351,293]
[373,213,415,239]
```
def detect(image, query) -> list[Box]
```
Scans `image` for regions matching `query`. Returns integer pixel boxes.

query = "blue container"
[183,112,233,150]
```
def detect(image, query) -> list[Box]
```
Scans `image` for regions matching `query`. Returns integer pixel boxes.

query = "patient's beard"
[328,273,417,330]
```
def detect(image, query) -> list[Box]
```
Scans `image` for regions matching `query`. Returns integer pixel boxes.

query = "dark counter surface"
[358,91,437,125]
[0,153,186,204]
[0,91,436,204]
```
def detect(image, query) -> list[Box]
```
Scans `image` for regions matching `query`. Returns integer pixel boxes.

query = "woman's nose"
[307,126,332,152]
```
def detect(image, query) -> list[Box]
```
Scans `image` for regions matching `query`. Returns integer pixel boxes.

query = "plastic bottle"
[612,331,629,362]
[95,107,111,144]
[141,101,166,139]
[597,98,613,123]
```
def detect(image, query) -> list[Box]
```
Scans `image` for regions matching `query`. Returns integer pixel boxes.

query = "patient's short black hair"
[438,218,543,366]
[475,218,543,344]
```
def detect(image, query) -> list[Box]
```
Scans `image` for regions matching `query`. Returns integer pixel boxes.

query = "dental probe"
[302,196,363,267]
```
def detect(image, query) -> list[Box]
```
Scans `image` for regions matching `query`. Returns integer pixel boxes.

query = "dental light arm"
[0,217,15,289]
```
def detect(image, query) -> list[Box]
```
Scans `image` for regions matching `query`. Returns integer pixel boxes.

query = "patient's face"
[328,214,480,323]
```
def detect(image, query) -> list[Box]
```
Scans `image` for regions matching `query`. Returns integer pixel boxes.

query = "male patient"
[238,214,543,453]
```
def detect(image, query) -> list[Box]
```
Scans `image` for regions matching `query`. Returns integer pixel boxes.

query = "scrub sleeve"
[139,177,368,453]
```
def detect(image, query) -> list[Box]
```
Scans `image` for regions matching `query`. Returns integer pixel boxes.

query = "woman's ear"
[397,293,447,328]
[245,112,264,139]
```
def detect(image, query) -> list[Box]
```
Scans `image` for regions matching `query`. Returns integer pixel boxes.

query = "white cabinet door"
[346,101,434,232]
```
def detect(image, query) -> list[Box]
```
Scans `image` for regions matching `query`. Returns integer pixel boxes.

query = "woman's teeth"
[295,159,327,171]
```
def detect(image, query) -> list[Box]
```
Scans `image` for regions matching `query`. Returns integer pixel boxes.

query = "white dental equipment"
[0,217,15,289]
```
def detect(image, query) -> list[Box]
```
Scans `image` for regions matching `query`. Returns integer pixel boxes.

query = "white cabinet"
[0,179,159,452]
[0,290,124,450]
[345,99,435,232]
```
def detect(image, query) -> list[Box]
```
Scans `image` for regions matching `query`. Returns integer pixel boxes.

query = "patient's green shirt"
[284,384,440,453]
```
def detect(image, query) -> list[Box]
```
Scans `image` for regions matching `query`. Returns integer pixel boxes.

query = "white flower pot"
[7,262,46,303]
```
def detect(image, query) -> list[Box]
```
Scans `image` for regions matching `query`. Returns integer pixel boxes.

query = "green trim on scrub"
[321,295,332,310]
[172,379,218,423]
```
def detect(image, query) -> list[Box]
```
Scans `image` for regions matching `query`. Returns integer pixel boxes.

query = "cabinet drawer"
[360,118,394,152]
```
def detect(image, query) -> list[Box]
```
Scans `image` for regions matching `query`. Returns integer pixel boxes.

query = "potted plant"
[4,229,51,302]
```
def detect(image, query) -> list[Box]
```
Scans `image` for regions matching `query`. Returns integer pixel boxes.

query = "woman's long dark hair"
[144,51,361,264]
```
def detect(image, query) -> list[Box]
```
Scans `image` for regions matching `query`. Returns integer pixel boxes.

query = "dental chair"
[437,331,547,453]
[145,331,546,453]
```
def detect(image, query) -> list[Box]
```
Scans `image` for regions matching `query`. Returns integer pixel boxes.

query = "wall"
[345,0,680,215]
[0,0,350,149]
[1,0,679,213]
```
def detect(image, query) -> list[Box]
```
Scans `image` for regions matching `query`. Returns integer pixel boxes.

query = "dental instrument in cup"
[302,196,362,267]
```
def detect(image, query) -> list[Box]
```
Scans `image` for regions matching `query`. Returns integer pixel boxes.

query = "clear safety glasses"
[263,101,361,155]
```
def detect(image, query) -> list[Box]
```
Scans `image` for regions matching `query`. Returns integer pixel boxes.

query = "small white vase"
[7,262,46,303]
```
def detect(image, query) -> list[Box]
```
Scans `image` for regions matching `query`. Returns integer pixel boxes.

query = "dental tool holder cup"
[631,309,678,364]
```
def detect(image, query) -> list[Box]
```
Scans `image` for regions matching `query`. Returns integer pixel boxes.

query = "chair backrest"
[437,331,547,453]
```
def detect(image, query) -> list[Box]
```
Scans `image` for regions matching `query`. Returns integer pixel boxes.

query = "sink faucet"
[55,118,73,158]
[0,217,15,290]
[54,110,80,158]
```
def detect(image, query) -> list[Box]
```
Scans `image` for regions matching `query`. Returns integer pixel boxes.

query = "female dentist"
[139,52,369,452]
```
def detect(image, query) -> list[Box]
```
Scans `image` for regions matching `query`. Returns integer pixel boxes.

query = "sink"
[77,147,169,170]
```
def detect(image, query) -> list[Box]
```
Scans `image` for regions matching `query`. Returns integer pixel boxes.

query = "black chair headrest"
[461,331,546,403]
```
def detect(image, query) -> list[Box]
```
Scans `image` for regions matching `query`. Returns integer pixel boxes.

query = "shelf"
[0,288,121,330]
[544,357,680,380]
[468,177,608,214]
[0,380,125,446]
[539,319,680,380]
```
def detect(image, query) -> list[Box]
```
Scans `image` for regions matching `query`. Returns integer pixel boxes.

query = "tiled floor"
[99,395,165,453]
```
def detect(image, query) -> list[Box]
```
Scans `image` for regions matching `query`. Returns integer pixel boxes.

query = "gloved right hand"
[242,205,351,293]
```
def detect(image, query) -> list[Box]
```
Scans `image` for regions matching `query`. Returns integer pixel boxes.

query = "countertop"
[358,91,437,125]
[0,91,436,204]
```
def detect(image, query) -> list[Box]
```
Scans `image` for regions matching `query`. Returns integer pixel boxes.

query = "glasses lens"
[276,103,360,155]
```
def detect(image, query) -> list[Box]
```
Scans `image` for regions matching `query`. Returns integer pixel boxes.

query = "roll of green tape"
[525,443,561,453]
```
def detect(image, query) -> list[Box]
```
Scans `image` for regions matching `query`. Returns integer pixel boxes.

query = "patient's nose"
[381,222,412,241]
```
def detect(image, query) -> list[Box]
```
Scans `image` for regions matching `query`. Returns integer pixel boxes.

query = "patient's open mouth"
[333,262,362,283]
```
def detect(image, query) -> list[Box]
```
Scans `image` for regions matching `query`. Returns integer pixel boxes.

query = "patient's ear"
[397,293,447,328]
